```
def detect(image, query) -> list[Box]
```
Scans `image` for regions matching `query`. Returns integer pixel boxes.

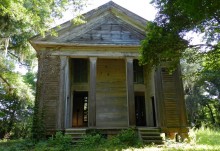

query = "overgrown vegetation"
[0,128,142,151]
[74,128,142,151]
[0,61,35,139]
[1,128,220,151]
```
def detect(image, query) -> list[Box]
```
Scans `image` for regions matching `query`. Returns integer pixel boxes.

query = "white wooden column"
[64,57,70,128]
[126,58,135,126]
[57,56,67,130]
[88,57,97,127]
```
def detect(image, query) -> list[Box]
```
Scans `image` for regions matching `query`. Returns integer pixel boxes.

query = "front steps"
[65,128,86,144]
[138,128,164,144]
[65,127,164,145]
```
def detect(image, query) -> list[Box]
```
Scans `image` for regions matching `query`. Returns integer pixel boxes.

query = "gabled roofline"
[53,1,147,33]
[84,1,147,26]
[31,1,148,42]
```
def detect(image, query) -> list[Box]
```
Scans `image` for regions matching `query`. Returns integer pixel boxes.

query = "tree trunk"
[207,104,216,124]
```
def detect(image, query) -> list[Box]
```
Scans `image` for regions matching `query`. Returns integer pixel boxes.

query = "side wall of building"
[36,51,61,134]
[155,65,188,139]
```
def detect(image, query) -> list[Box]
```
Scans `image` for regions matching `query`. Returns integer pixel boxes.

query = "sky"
[57,0,157,25]
[85,0,157,20]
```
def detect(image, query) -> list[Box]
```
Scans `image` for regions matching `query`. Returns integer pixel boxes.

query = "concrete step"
[141,136,163,140]
[143,140,163,145]
[138,129,161,133]
[66,133,86,135]
[66,129,86,132]
[140,132,161,136]
[65,128,87,144]
[138,128,164,144]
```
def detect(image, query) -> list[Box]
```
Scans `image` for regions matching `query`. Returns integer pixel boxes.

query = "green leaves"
[182,48,220,128]
[0,0,87,67]
[140,22,187,67]
[141,0,220,67]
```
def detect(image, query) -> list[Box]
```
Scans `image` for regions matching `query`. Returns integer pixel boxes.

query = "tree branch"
[189,43,219,49]
[7,51,30,67]
[0,74,12,89]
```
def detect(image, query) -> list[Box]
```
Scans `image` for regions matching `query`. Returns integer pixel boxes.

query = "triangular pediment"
[30,1,147,48]
[65,14,145,45]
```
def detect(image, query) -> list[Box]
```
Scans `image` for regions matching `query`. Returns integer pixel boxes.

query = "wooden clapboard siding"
[37,53,60,130]
[161,68,180,127]
[96,59,127,127]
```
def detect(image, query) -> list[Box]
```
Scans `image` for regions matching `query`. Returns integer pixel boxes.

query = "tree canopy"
[0,0,86,66]
[0,0,87,139]
[140,0,220,67]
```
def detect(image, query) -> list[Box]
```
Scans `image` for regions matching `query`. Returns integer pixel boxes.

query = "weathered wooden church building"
[30,1,188,142]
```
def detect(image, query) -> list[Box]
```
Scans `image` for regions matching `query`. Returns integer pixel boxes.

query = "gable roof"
[30,1,148,50]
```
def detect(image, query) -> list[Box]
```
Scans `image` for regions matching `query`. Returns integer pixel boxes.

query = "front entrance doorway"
[72,91,88,127]
[135,93,146,126]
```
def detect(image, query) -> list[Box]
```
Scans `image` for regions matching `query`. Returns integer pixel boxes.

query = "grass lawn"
[1,128,220,151]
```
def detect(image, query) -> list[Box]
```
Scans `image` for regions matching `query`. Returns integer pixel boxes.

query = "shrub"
[78,133,103,147]
[109,128,141,147]
[118,128,140,146]
[0,139,35,151]
[47,131,72,151]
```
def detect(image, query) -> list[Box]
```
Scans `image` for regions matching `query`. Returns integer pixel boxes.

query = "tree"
[0,55,34,138]
[140,0,220,67]
[181,49,220,128]
[0,0,87,139]
[0,0,86,66]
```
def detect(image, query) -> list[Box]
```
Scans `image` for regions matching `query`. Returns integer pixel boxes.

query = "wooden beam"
[50,51,139,58]
[126,58,135,126]
[89,57,97,127]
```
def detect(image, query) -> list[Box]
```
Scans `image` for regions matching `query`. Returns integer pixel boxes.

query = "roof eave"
[30,41,141,51]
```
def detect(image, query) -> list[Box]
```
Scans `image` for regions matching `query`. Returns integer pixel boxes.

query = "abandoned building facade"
[30,2,188,141]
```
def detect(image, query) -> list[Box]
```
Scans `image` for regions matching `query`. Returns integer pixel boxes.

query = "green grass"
[196,127,220,146]
[1,128,220,151]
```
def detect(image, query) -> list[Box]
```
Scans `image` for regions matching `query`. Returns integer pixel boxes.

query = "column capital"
[126,57,134,62]
[60,56,68,60]
[89,57,97,62]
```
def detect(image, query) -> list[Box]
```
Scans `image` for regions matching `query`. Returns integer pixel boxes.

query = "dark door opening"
[135,93,146,126]
[151,96,157,127]
[72,91,88,127]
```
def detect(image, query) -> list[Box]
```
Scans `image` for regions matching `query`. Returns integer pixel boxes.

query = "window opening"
[133,60,144,83]
[73,59,88,83]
